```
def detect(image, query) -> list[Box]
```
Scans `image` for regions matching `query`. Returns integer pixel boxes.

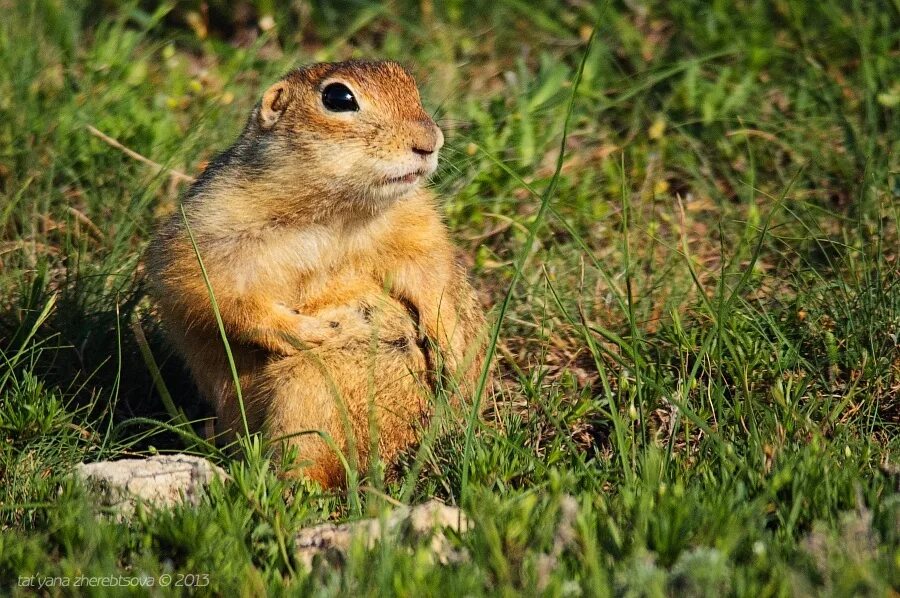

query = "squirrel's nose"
[411,121,444,157]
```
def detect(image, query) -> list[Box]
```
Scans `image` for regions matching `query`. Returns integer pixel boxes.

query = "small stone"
[75,455,227,516]
[295,500,471,570]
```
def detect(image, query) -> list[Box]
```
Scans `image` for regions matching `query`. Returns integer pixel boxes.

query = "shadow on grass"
[0,266,214,456]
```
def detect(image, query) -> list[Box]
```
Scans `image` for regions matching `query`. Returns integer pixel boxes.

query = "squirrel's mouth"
[383,170,426,185]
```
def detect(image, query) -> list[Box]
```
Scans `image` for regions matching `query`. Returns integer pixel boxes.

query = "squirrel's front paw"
[275,302,357,346]
[292,313,343,345]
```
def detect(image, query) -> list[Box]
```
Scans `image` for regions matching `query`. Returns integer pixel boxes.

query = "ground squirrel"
[145,60,490,488]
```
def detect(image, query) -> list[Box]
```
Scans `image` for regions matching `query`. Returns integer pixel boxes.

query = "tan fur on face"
[145,60,490,488]
[253,61,445,217]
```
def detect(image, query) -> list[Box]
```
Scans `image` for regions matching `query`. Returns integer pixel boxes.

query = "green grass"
[1,0,898,595]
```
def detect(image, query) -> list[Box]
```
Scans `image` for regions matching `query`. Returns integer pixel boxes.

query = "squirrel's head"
[247,60,443,216]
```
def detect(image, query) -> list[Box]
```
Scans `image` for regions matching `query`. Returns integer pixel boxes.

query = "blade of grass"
[460,25,599,502]
[180,203,251,440]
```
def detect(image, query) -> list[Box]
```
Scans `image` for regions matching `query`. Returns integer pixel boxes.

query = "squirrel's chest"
[223,226,377,294]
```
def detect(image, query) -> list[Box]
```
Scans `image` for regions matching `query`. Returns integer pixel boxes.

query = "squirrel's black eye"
[321,83,359,112]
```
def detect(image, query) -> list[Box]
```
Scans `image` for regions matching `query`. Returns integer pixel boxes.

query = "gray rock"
[75,456,472,568]
[295,500,471,570]
[75,455,226,515]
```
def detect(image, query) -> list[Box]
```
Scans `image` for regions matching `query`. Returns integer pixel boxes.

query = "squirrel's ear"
[259,81,293,129]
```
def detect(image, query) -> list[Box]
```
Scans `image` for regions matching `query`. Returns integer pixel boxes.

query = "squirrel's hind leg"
[255,334,429,488]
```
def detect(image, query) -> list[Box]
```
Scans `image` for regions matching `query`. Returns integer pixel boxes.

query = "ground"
[0,0,898,595]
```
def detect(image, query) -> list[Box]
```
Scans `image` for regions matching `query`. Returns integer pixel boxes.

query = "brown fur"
[145,61,490,488]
